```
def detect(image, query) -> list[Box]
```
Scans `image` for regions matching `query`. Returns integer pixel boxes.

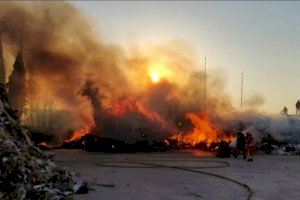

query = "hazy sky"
[72,1,300,114]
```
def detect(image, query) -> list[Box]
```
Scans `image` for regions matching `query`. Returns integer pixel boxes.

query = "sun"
[148,62,171,84]
[151,71,160,83]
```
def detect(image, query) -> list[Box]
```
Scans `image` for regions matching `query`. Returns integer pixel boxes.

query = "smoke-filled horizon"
[1,1,300,145]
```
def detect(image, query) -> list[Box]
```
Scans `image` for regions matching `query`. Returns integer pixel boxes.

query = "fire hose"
[94,159,253,200]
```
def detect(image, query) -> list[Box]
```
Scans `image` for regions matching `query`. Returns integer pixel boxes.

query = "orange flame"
[66,124,94,142]
[170,112,231,146]
[65,100,234,146]
[38,142,53,149]
[110,98,164,123]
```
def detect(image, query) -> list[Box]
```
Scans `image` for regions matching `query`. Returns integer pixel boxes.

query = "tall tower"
[0,33,5,84]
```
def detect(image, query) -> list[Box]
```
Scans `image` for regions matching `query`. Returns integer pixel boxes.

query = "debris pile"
[269,144,300,155]
[0,84,88,199]
[259,134,300,155]
[63,134,167,153]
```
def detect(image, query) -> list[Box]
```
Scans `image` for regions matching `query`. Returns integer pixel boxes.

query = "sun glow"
[148,62,172,84]
[151,71,160,83]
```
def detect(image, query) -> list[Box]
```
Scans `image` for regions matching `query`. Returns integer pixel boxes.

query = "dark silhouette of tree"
[8,51,26,111]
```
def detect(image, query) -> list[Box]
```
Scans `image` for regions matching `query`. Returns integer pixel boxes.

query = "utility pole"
[240,73,244,109]
[203,57,207,111]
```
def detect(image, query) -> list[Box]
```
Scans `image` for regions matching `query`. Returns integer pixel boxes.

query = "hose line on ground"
[94,159,253,200]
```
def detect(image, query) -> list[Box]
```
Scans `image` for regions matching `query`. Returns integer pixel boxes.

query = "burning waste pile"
[0,85,88,199]
[61,81,235,153]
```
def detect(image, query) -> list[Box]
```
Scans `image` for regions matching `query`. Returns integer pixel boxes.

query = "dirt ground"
[52,149,300,200]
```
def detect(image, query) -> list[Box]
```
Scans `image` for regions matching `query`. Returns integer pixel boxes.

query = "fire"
[38,142,53,149]
[66,124,94,142]
[170,112,230,146]
[110,98,164,123]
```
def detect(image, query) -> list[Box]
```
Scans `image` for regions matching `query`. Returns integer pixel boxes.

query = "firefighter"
[296,100,300,115]
[234,132,246,159]
[246,132,254,161]
[280,106,288,115]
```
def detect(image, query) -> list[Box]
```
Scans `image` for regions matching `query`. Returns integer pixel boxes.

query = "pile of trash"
[264,144,300,156]
[0,85,88,199]
[259,134,300,155]
[63,134,167,153]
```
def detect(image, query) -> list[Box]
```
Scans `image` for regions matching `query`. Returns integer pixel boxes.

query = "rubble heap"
[0,85,88,199]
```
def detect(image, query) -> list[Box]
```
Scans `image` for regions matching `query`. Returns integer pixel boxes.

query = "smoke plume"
[244,94,265,108]
[1,1,299,145]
